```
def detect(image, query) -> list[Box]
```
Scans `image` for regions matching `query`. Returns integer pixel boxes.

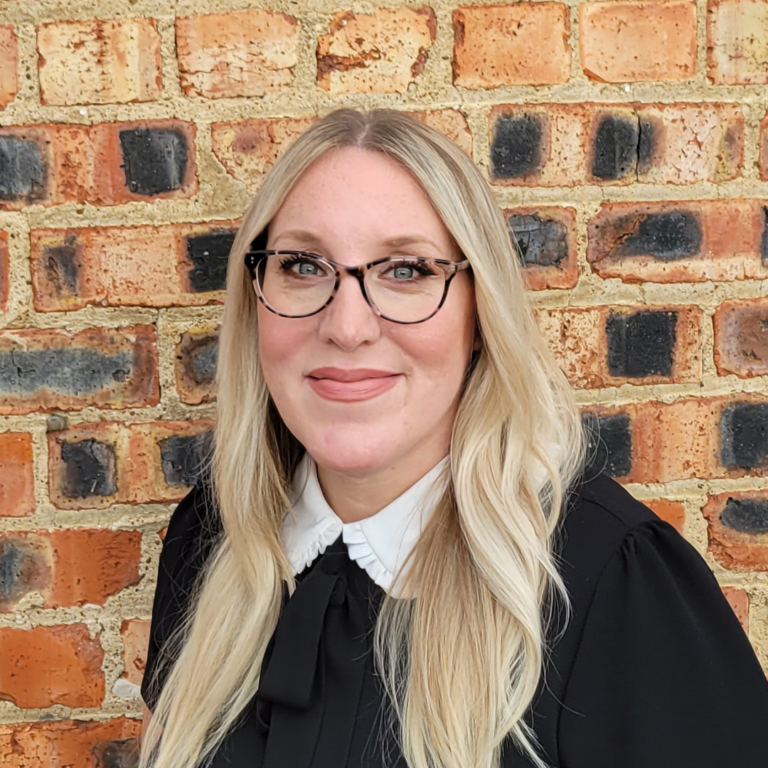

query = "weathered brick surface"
[703,491,768,571]
[0,326,158,414]
[0,121,197,210]
[0,25,18,109]
[37,18,162,106]
[317,8,437,94]
[0,529,141,610]
[587,200,767,283]
[586,395,768,484]
[49,420,213,509]
[176,11,299,99]
[490,103,743,186]
[714,299,768,377]
[646,499,686,532]
[760,110,768,180]
[212,118,316,191]
[120,619,150,686]
[31,222,235,310]
[536,305,702,388]
[722,586,750,630]
[0,230,8,311]
[452,4,570,88]
[176,325,219,405]
[0,717,140,767]
[707,0,768,84]
[0,433,35,517]
[0,624,104,708]
[506,207,578,290]
[580,1,697,82]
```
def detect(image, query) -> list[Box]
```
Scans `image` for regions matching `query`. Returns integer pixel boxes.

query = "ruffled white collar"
[281,452,450,596]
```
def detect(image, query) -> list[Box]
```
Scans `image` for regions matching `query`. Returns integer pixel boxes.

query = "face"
[257,147,478,479]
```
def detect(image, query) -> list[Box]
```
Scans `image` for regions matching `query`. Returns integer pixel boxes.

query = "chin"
[304,425,401,477]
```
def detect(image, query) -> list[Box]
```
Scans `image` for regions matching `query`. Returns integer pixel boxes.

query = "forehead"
[268,147,455,251]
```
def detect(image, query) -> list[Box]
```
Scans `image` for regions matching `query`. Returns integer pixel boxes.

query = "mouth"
[306,368,401,402]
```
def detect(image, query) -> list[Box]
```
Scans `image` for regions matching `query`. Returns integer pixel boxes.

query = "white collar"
[281,453,450,596]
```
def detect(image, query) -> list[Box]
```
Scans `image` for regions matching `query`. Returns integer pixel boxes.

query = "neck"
[315,447,449,524]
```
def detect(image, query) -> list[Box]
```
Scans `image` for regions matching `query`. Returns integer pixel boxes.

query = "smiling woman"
[138,109,768,768]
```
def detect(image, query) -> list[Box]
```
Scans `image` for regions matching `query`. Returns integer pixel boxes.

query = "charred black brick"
[606,310,678,378]
[592,115,638,181]
[59,439,117,498]
[720,402,768,470]
[620,211,702,261]
[93,737,140,768]
[490,115,543,179]
[41,236,81,297]
[761,207,768,265]
[0,538,42,606]
[186,230,236,292]
[582,411,632,478]
[119,128,188,196]
[0,348,133,394]
[181,334,218,385]
[159,433,210,487]
[720,497,768,534]
[0,136,46,201]
[637,118,656,174]
[508,214,568,267]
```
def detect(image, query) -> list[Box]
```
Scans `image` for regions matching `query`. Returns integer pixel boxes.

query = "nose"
[316,271,381,351]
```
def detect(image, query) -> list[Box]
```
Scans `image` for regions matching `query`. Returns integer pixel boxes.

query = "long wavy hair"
[139,108,588,768]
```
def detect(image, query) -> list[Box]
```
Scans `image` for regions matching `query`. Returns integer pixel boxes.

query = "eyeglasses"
[244,250,472,324]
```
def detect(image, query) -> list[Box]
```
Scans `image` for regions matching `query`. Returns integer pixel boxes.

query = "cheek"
[257,307,310,385]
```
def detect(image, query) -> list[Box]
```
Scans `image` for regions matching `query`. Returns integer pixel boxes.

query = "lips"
[307,367,400,402]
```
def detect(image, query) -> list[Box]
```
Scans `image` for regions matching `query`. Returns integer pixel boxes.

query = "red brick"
[713,299,768,377]
[211,118,316,191]
[120,619,150,686]
[0,433,35,517]
[0,717,140,768]
[760,109,768,181]
[536,305,702,388]
[580,1,697,82]
[0,122,196,211]
[645,499,686,532]
[587,200,767,283]
[489,103,743,186]
[31,222,236,311]
[48,420,213,509]
[0,25,18,109]
[452,4,570,88]
[175,324,219,405]
[721,586,750,630]
[0,624,104,708]
[588,395,768,484]
[0,529,141,611]
[703,491,768,571]
[176,10,298,98]
[0,230,7,309]
[0,326,158,415]
[505,207,578,290]
[317,8,437,94]
[406,109,473,155]
[37,18,162,106]
[212,110,471,190]
[707,0,768,84]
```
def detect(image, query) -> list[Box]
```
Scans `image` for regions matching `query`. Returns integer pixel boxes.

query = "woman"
[139,109,768,768]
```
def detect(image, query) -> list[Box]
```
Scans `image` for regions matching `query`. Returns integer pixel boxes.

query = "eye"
[381,260,439,280]
[278,254,329,277]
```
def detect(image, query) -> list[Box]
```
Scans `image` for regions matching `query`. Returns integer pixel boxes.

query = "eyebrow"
[270,229,444,255]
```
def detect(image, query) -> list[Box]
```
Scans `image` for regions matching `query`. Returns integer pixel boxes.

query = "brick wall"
[0,0,767,764]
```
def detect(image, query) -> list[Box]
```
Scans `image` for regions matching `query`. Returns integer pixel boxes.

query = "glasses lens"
[257,253,335,316]
[365,259,446,322]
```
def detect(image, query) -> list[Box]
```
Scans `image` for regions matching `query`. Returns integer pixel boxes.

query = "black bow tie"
[256,535,385,767]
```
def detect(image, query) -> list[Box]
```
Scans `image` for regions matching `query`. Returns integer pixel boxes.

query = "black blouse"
[141,469,768,767]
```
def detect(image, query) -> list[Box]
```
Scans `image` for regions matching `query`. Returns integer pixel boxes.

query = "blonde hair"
[139,109,587,768]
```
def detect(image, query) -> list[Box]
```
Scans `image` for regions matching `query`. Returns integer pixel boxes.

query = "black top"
[141,470,768,767]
